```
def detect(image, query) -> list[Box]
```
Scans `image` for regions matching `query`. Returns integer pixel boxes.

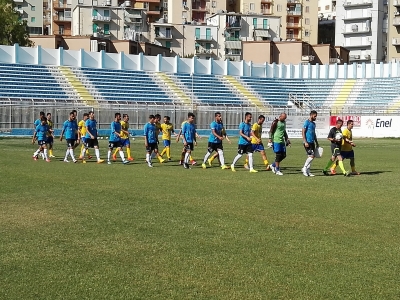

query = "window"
[92,9,98,17]
[31,17,35,22]
[263,19,268,29]
[318,6,320,11]
[182,12,187,19]
[205,43,211,50]
[31,6,35,11]
[325,5,330,10]
[93,23,98,33]
[212,1,216,8]
[305,30,310,37]
[166,41,171,48]
[17,5,21,9]
[195,27,200,38]
[78,0,83,4]
[104,24,110,34]
[277,4,282,12]
[305,18,310,25]
[104,10,110,17]
[206,28,211,39]
[305,6,309,13]
[29,27,42,34]
[250,3,255,11]
[253,18,257,28]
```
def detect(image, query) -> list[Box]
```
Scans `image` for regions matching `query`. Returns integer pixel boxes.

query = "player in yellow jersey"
[176,119,199,165]
[78,113,92,160]
[243,115,270,170]
[113,114,134,161]
[46,113,55,157]
[160,116,177,161]
[330,119,360,175]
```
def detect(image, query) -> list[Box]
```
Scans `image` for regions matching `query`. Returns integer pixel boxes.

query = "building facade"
[335,0,387,64]
[388,0,400,62]
[14,0,44,35]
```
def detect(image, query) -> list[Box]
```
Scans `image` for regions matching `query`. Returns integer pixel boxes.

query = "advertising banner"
[352,116,400,138]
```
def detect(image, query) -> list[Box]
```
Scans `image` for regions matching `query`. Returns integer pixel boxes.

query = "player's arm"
[32,130,37,144]
[327,129,335,142]
[284,130,291,146]
[302,125,308,147]
[86,123,95,139]
[143,126,148,146]
[194,129,197,145]
[59,124,65,141]
[343,131,355,147]
[239,128,251,142]
[268,120,278,143]
[211,128,223,141]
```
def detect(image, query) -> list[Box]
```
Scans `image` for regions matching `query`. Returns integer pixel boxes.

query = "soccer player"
[331,120,360,175]
[32,117,50,162]
[107,113,129,165]
[230,112,257,173]
[113,114,134,161]
[60,111,79,163]
[72,109,80,150]
[149,113,165,163]
[46,113,55,158]
[144,115,160,167]
[301,110,319,177]
[81,111,104,163]
[201,112,228,169]
[269,113,290,176]
[181,112,197,169]
[160,116,177,161]
[33,111,46,159]
[322,119,349,176]
[244,115,269,171]
[207,120,231,166]
[176,120,198,165]
[78,113,92,160]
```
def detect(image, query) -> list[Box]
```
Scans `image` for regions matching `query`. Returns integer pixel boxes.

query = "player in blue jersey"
[32,111,46,159]
[72,109,80,150]
[81,111,104,163]
[182,112,197,169]
[201,112,228,170]
[144,114,160,167]
[301,110,319,177]
[107,112,129,165]
[60,111,79,163]
[32,117,50,162]
[230,112,257,173]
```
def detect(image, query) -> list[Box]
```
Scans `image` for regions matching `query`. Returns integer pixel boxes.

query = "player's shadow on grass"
[357,171,390,175]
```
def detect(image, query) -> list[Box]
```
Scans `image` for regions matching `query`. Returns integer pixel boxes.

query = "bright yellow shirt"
[161,123,174,140]
[47,120,53,136]
[155,122,162,136]
[251,122,262,144]
[341,128,353,152]
[78,120,86,137]
[120,121,129,139]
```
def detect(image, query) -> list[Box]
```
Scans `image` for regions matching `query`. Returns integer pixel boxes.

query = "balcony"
[394,16,400,26]
[147,9,161,15]
[394,0,400,7]
[54,15,72,22]
[287,11,302,16]
[43,5,51,11]
[343,27,370,34]
[343,13,372,21]
[155,33,172,39]
[195,35,213,42]
[286,22,301,28]
[343,0,372,7]
[16,8,23,14]
[92,15,111,22]
[195,49,213,55]
[344,41,372,48]
[286,34,300,40]
[262,9,272,15]
[53,29,71,36]
[261,0,273,3]
[329,58,341,64]
[254,25,270,30]
[225,37,241,41]
[53,2,71,9]
[192,6,208,12]
[349,54,371,61]
[43,17,51,24]
[392,37,400,45]
[287,0,301,3]
[14,0,23,2]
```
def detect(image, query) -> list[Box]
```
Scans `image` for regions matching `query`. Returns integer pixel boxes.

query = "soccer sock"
[263,159,269,166]
[146,153,151,163]
[151,152,156,159]
[166,147,171,158]
[324,160,334,171]
[275,162,280,171]
[160,148,167,157]
[338,161,346,174]
[303,157,314,169]
[80,144,85,157]
[34,149,41,156]
[331,161,338,170]
[203,152,212,164]
[210,154,216,162]
[248,153,254,170]
[189,155,194,162]
[272,162,276,168]
[95,148,100,161]
[157,153,164,162]
[64,149,69,161]
[245,157,249,165]
[113,148,119,156]
[107,150,112,161]
[180,151,185,162]
[217,149,225,166]
[69,149,75,161]
[49,149,53,156]
[119,150,125,161]
[81,147,87,159]
[86,149,90,155]
[44,148,48,160]
[127,148,131,159]
[184,152,190,164]
[232,154,242,166]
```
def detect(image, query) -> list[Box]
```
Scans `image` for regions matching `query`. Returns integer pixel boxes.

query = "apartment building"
[165,0,226,24]
[335,0,387,64]
[226,0,318,44]
[14,0,44,35]
[318,0,336,19]
[388,0,400,62]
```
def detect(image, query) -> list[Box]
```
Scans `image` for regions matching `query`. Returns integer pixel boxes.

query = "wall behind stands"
[2,44,400,79]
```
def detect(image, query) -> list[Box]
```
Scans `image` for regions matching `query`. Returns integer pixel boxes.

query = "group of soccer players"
[32,108,359,176]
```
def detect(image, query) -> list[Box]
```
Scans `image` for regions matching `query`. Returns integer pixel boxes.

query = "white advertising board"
[352,116,400,138]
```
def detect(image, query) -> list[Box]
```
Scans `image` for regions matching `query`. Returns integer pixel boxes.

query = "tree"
[0,0,33,46]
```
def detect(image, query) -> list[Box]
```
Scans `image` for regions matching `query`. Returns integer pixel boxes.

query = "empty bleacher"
[0,63,76,101]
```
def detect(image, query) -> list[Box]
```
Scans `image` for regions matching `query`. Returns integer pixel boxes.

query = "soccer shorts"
[85,138,99,148]
[304,142,315,156]
[46,136,53,144]
[81,137,87,144]
[330,144,342,157]
[341,150,354,159]
[108,141,121,149]
[146,142,158,152]
[273,142,286,153]
[121,138,130,147]
[163,140,171,147]
[184,143,194,151]
[208,142,223,152]
[252,143,265,152]
[238,144,253,154]
[38,140,46,146]
[66,139,77,148]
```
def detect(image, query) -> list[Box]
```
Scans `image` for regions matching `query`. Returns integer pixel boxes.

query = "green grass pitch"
[1,137,400,299]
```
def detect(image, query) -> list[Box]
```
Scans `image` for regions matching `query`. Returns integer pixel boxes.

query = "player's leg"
[145,144,153,167]
[93,139,103,163]
[350,155,359,175]
[202,143,214,169]
[208,152,218,166]
[179,147,185,165]
[330,160,338,175]
[231,146,244,172]
[112,147,118,161]
[302,143,315,176]
[217,144,227,169]
[336,154,349,176]
[69,140,77,163]
[154,144,165,163]
[126,142,133,161]
[117,143,128,164]
[42,144,50,162]
[107,143,114,164]
[323,145,337,175]
[183,144,192,169]
[247,145,257,173]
